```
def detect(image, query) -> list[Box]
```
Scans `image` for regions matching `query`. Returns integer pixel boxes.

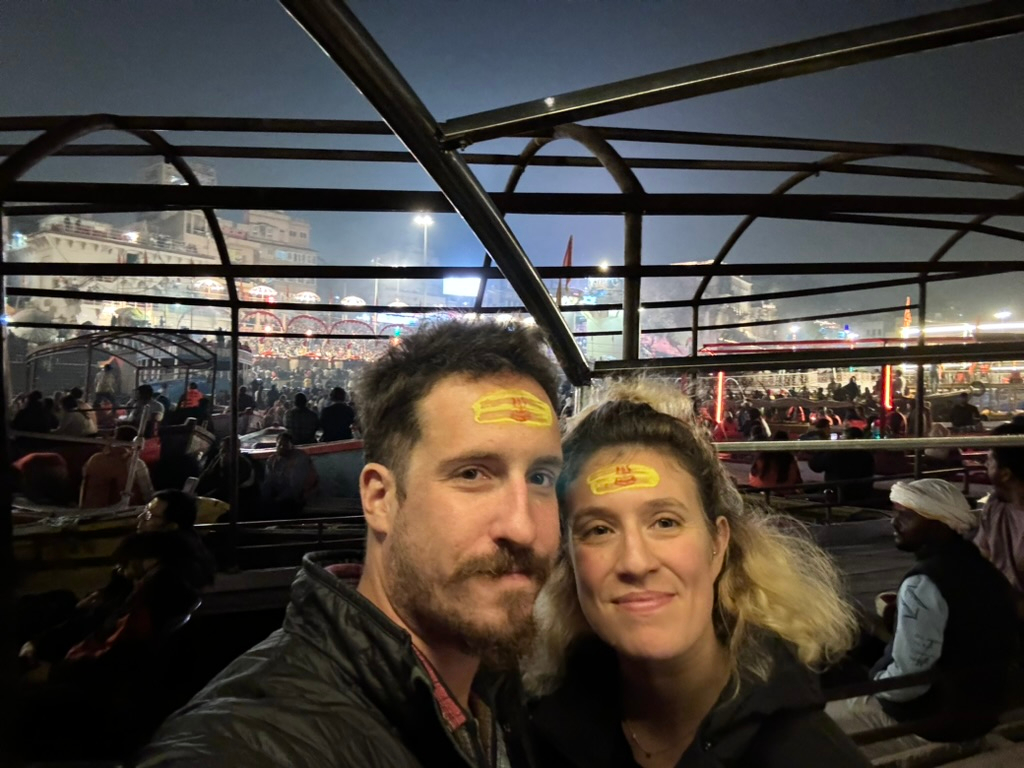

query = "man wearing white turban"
[828,478,1017,754]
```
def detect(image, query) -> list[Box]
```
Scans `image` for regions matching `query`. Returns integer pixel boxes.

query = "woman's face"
[566,446,728,662]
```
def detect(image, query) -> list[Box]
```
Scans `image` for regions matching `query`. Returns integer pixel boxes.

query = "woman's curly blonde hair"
[525,378,858,695]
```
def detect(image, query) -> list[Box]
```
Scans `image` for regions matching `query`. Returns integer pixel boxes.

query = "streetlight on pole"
[413,214,433,306]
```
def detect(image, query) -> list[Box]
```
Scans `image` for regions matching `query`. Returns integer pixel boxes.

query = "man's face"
[276,435,293,456]
[382,374,562,667]
[137,498,169,533]
[986,451,1012,501]
[891,503,944,552]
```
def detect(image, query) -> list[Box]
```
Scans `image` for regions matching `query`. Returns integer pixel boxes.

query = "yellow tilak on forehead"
[587,464,661,495]
[472,388,554,427]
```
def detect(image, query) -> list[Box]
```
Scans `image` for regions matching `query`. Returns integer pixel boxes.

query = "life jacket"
[184,388,203,408]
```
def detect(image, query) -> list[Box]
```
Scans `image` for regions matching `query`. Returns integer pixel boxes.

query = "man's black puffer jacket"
[135,553,535,768]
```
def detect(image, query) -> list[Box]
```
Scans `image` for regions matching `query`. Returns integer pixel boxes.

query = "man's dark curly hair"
[355,317,560,496]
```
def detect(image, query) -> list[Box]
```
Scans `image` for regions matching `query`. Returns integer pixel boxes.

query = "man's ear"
[360,462,398,535]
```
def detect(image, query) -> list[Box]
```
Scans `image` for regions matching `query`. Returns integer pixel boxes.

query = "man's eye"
[529,470,556,487]
[457,468,482,480]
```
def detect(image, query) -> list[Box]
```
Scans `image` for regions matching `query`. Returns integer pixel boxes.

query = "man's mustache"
[452,545,552,584]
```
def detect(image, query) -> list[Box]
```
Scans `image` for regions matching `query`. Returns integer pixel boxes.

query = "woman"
[527,380,867,768]
[748,430,802,494]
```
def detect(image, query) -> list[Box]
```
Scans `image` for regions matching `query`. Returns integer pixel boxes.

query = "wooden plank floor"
[827,539,915,611]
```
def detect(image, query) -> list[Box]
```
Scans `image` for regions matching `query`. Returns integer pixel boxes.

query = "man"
[138,319,563,767]
[260,432,318,517]
[949,392,981,432]
[319,386,357,442]
[284,391,319,445]
[974,422,1024,610]
[828,479,1016,751]
[237,385,256,412]
[841,375,860,402]
[122,384,165,438]
[80,425,154,508]
[799,417,832,441]
[94,363,118,405]
[808,426,875,504]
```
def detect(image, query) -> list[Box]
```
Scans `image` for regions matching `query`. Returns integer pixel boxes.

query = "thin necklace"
[623,720,675,761]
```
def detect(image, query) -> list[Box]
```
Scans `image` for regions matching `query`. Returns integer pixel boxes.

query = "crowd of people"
[8,318,1024,766]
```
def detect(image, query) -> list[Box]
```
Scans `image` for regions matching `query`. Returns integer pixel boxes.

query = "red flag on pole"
[555,235,573,305]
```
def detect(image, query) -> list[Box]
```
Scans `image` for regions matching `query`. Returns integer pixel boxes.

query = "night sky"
[2,0,1022,319]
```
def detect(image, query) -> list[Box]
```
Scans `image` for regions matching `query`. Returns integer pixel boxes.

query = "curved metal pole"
[479,124,646,359]
[691,149,1024,355]
[926,189,1024,264]
[279,0,589,384]
[0,114,240,538]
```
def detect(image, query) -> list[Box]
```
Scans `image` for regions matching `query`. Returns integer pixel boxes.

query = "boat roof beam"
[440,0,1024,148]
[8,181,1024,217]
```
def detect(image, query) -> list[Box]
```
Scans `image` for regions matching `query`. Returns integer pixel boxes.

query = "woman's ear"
[712,516,731,578]
[360,463,398,535]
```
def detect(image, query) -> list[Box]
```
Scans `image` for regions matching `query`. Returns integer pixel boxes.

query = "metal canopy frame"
[0,0,1020,379]
[2,0,1024,595]
[24,330,216,370]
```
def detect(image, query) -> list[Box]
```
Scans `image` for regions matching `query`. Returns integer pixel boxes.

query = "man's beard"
[387,521,553,670]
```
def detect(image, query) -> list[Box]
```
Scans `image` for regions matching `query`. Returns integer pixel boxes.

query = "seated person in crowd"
[181,381,204,410]
[13,452,73,505]
[949,393,982,432]
[121,384,165,438]
[528,380,867,767]
[19,490,215,679]
[284,392,319,445]
[264,395,288,427]
[711,411,743,441]
[809,426,875,504]
[923,422,962,468]
[11,390,59,434]
[80,425,154,508]
[319,387,356,442]
[54,394,96,437]
[749,430,803,493]
[974,422,1024,615]
[261,432,318,517]
[799,417,832,441]
[828,479,1017,755]
[92,396,118,431]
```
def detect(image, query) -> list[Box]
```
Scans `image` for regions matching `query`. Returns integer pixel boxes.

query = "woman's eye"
[653,517,680,530]
[579,524,611,539]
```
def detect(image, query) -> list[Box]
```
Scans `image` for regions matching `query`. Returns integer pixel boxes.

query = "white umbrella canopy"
[248,284,278,298]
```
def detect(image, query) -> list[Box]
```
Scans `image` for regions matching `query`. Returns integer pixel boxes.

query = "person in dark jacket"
[137,318,564,767]
[319,386,356,442]
[284,391,319,444]
[828,479,1017,756]
[526,380,867,768]
[808,426,875,504]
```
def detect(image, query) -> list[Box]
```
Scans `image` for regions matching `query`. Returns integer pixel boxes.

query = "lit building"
[3,161,320,330]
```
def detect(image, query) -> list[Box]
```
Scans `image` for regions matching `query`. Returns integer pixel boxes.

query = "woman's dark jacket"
[530,636,869,768]
[136,554,536,768]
